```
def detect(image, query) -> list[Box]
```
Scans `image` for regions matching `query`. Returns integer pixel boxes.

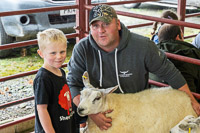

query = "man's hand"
[179,84,200,116]
[89,110,113,130]
[73,95,80,106]
[191,100,200,116]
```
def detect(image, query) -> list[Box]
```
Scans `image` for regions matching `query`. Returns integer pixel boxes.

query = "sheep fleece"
[87,88,197,133]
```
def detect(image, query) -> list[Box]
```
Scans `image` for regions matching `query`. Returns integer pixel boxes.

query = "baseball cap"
[89,5,117,25]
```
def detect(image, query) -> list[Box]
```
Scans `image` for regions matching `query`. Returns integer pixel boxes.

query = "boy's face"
[38,42,67,70]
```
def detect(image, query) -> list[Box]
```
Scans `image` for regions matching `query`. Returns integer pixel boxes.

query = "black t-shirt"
[33,67,77,133]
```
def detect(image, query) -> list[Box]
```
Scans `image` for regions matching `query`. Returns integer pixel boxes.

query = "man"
[155,24,200,93]
[67,4,200,130]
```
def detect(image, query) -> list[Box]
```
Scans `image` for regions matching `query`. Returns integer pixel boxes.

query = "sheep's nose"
[77,107,84,113]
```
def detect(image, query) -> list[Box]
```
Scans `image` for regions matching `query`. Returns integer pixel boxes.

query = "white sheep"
[170,115,200,133]
[77,71,197,133]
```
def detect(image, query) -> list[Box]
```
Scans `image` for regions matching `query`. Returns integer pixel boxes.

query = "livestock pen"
[1,0,200,132]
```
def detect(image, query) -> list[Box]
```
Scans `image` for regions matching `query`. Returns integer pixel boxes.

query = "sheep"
[77,71,197,133]
[170,115,200,133]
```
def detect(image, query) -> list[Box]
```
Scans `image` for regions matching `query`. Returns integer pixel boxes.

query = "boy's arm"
[37,104,55,133]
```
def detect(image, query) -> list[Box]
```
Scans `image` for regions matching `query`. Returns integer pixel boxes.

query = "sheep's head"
[77,71,118,116]
[170,115,200,133]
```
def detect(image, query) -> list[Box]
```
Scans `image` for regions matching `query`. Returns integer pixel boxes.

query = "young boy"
[33,28,77,133]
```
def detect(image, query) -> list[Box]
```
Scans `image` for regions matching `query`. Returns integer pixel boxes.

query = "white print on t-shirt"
[119,70,133,78]
[60,111,75,121]
[64,91,70,101]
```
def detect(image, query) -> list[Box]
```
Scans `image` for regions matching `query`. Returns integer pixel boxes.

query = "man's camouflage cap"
[89,5,117,25]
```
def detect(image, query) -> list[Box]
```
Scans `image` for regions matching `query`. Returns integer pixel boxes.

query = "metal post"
[177,0,186,33]
[75,0,86,42]
[85,0,91,33]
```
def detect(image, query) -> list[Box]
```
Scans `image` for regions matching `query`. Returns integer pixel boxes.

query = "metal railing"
[1,0,200,131]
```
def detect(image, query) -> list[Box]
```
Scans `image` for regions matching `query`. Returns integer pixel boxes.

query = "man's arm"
[178,83,200,116]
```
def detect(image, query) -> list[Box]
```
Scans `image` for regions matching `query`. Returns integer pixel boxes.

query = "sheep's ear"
[82,71,94,88]
[100,85,118,94]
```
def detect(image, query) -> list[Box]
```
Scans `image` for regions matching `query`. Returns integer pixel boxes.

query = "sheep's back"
[99,87,197,133]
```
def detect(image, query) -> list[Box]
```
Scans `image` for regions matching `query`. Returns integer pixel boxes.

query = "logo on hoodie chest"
[119,70,132,78]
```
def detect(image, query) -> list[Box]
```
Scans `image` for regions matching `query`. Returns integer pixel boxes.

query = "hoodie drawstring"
[98,50,103,87]
[98,49,124,93]
[115,49,124,93]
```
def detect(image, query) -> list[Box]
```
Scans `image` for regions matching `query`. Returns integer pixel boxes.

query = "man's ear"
[117,19,121,30]
[37,49,44,58]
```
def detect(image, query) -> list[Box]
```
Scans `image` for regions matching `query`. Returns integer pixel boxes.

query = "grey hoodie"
[67,23,186,99]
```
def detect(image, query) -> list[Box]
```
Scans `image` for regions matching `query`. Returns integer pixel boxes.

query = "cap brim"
[89,17,112,25]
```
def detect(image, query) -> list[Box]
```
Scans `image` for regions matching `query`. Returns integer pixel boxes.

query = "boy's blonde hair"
[37,28,67,51]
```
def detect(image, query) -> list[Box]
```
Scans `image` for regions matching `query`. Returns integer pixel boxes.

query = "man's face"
[90,18,121,52]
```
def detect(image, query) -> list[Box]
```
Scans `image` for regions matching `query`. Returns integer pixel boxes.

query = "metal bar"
[127,22,153,29]
[0,40,37,50]
[0,96,34,109]
[165,52,200,66]
[84,0,158,9]
[186,12,200,18]
[0,5,78,17]
[115,10,200,29]
[0,33,78,50]
[0,70,38,82]
[0,114,35,129]
[149,79,168,87]
[184,34,198,39]
[0,64,67,82]
[92,0,158,6]
[148,80,200,99]
[192,93,200,100]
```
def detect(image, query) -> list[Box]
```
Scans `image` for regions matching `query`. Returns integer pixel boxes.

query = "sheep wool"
[77,71,197,133]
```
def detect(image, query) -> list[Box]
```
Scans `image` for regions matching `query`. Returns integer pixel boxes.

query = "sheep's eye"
[92,96,101,103]
[95,97,101,101]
